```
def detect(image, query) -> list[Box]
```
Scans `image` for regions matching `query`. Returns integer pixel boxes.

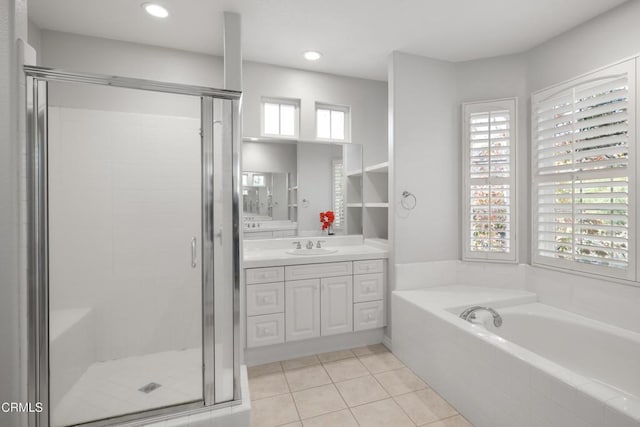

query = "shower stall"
[25,66,242,427]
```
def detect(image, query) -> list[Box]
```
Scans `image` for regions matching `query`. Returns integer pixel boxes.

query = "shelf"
[347,203,363,208]
[364,162,388,174]
[288,186,298,190]
[346,169,363,177]
[288,204,298,207]
[365,202,389,208]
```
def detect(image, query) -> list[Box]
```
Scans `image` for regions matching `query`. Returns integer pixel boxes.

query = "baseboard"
[244,328,385,366]
[382,334,392,351]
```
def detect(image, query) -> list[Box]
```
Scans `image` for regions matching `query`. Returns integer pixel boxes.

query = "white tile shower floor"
[52,348,202,427]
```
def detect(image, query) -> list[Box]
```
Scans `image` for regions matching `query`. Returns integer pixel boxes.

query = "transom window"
[316,103,350,141]
[261,98,299,138]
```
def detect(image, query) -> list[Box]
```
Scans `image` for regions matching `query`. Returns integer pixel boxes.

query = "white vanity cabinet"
[285,279,321,341]
[245,259,386,348]
[321,275,353,336]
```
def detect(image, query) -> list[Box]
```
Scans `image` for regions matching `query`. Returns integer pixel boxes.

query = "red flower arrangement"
[319,210,335,231]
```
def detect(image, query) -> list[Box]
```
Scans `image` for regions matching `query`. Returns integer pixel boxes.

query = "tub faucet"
[306,240,314,249]
[459,306,502,327]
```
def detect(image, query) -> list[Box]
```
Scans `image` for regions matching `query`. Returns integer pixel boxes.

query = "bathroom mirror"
[242,139,363,239]
[242,172,289,219]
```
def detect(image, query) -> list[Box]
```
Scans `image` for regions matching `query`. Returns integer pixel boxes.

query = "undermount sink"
[286,248,338,256]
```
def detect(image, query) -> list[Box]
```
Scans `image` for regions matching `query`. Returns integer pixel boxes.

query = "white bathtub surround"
[395,260,640,336]
[527,265,640,337]
[392,286,640,427]
[394,260,528,291]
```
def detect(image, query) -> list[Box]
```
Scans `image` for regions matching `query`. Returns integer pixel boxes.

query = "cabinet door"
[285,279,320,341]
[320,276,353,336]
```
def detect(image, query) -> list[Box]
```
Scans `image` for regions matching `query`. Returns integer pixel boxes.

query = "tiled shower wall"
[48,106,202,362]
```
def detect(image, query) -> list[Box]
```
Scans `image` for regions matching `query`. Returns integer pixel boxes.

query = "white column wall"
[0,1,28,426]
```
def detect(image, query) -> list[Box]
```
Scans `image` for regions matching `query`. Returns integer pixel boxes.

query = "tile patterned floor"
[248,344,474,427]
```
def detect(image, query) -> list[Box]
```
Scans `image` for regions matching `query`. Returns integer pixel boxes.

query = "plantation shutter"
[332,159,345,228]
[463,99,517,261]
[532,60,635,278]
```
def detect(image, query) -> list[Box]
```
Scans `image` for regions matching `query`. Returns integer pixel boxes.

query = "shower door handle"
[191,237,197,268]
[216,227,223,245]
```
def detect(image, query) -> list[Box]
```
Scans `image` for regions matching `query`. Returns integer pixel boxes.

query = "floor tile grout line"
[249,347,468,427]
[421,413,468,427]
[280,363,303,424]
[359,366,417,425]
[326,351,363,427]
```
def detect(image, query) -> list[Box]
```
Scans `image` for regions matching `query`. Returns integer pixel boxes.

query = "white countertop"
[244,243,389,268]
[245,224,297,232]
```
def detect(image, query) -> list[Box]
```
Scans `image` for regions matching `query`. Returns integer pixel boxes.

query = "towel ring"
[400,191,417,210]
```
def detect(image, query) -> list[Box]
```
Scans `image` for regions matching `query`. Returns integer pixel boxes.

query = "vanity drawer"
[285,262,352,281]
[353,273,385,303]
[354,301,385,331]
[247,313,285,348]
[246,266,285,285]
[353,259,385,275]
[247,282,284,316]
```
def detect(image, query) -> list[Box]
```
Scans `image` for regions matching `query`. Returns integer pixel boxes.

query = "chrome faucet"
[316,240,326,248]
[459,306,502,327]
[306,240,314,249]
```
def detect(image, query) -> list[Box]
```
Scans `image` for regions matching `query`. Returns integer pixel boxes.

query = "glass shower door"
[46,82,204,426]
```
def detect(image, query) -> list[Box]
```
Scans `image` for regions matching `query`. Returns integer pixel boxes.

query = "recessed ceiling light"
[303,51,322,61]
[142,3,169,18]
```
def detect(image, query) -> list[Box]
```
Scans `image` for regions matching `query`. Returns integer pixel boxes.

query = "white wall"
[297,143,343,233]
[1,1,27,426]
[37,30,388,169]
[242,61,387,167]
[242,141,296,174]
[389,52,458,264]
[528,0,640,93]
[40,30,224,88]
[456,53,530,262]
[27,19,40,64]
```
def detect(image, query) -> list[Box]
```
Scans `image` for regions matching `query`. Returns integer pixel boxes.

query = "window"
[532,60,635,280]
[332,159,345,229]
[316,103,350,141]
[462,98,517,262]
[252,174,266,187]
[261,98,299,138]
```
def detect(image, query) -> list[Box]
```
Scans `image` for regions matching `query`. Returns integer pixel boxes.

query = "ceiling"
[29,0,628,81]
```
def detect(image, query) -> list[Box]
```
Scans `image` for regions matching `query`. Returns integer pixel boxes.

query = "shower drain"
[138,382,162,393]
